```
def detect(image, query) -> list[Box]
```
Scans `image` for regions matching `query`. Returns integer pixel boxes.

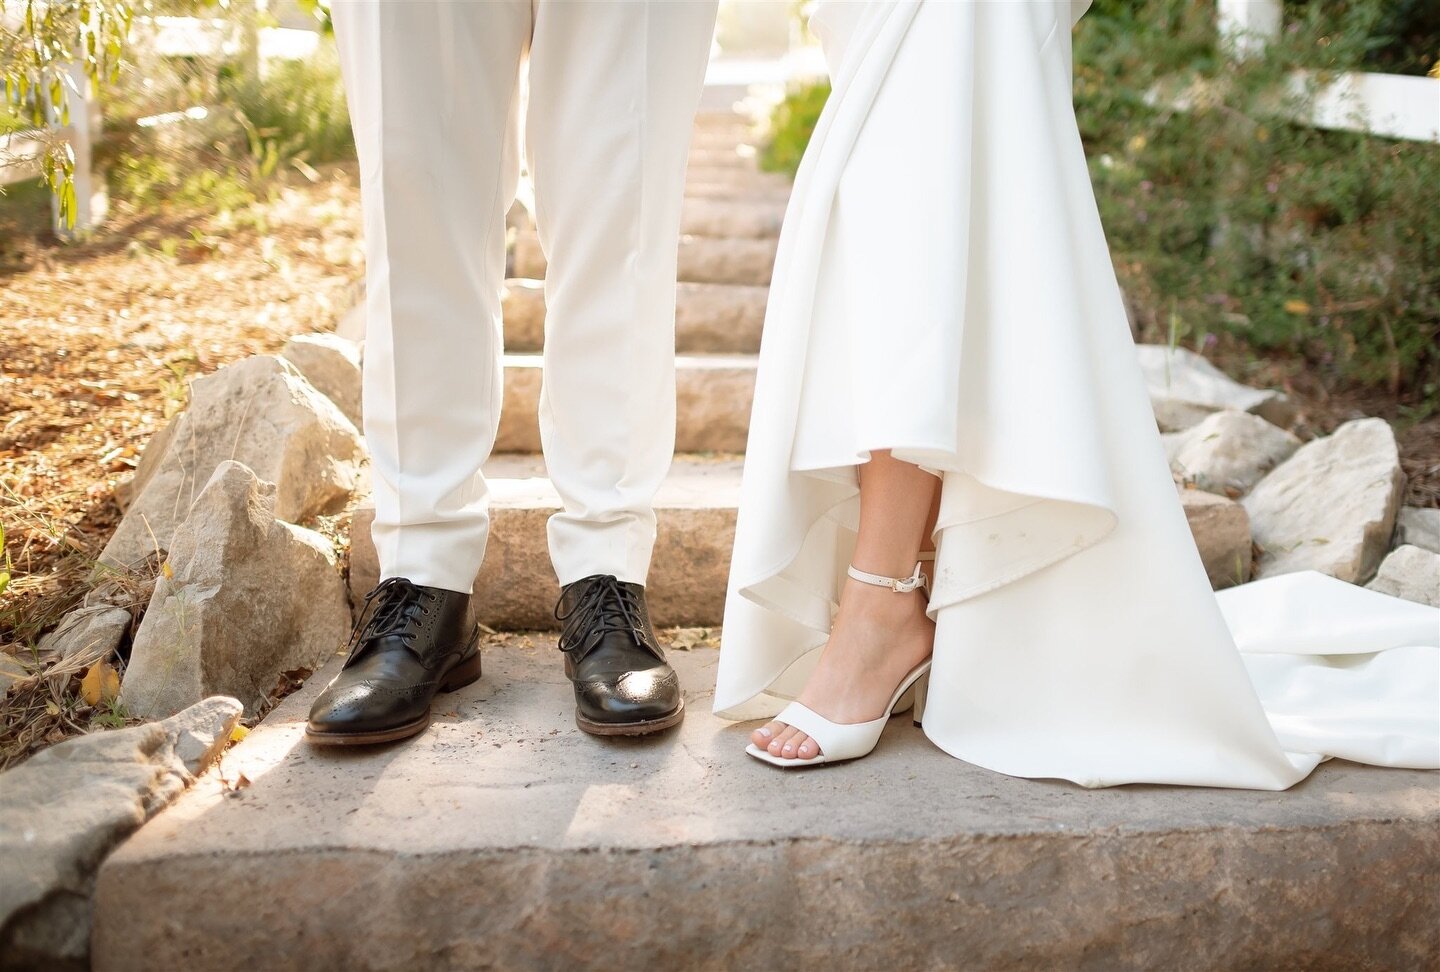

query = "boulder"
[1394,507,1440,555]
[1242,418,1404,584]
[1366,545,1440,608]
[120,461,350,719]
[0,696,241,971]
[1162,410,1301,496]
[281,332,363,427]
[1135,345,1295,431]
[1179,487,1253,588]
[100,355,363,570]
[37,606,132,666]
[113,418,175,513]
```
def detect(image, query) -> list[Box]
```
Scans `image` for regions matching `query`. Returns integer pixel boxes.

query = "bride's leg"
[753,450,940,759]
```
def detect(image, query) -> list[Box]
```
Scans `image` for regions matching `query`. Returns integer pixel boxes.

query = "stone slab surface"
[496,354,755,454]
[349,456,742,629]
[93,646,1440,972]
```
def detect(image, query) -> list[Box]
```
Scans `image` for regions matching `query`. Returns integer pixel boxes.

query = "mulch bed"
[0,165,363,765]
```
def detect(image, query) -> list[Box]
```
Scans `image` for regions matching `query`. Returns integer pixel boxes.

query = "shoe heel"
[912,671,930,727]
[893,683,917,717]
[440,649,482,693]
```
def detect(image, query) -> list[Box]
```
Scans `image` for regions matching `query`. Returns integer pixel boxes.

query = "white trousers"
[333,0,717,592]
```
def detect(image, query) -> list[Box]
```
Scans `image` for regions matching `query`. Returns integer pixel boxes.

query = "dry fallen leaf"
[229,725,251,744]
[80,661,121,706]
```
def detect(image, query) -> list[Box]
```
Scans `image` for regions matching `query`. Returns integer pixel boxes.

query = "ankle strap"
[847,561,930,593]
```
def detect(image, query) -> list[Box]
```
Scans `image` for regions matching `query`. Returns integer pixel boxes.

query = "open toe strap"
[770,701,889,762]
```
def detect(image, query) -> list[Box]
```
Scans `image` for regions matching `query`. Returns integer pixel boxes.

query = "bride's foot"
[750,571,935,761]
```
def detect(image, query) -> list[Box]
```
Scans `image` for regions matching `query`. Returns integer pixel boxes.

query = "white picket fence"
[1217,0,1440,142]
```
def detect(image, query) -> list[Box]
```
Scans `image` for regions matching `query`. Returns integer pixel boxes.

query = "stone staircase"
[88,107,1440,972]
[349,108,778,629]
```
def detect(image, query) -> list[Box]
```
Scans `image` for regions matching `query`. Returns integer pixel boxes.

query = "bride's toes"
[770,725,801,757]
[752,721,784,748]
[794,734,821,759]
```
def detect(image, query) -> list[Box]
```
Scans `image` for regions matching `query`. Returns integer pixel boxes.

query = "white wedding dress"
[711,0,1440,789]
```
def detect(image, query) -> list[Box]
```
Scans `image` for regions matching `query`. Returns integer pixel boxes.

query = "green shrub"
[1076,0,1440,397]
[222,44,354,167]
[759,80,830,177]
[102,35,353,210]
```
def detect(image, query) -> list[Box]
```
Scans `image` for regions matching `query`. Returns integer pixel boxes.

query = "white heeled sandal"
[746,554,935,768]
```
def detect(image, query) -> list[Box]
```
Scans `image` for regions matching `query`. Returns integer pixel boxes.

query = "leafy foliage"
[758,79,829,177]
[0,520,11,597]
[1076,0,1440,398]
[1,0,135,226]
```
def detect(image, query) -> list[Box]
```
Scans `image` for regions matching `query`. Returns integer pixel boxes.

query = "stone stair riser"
[681,198,786,239]
[511,232,776,287]
[92,768,1440,971]
[494,358,754,454]
[348,503,733,630]
[348,474,1253,631]
[503,280,766,354]
[687,148,762,171]
[683,166,792,192]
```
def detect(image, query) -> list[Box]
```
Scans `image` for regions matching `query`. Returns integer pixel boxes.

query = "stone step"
[348,455,740,629]
[502,279,766,354]
[687,146,761,171]
[93,644,1440,972]
[494,353,754,454]
[681,197,785,239]
[683,165,791,193]
[348,457,1257,632]
[512,231,777,286]
[693,111,754,136]
[683,179,792,202]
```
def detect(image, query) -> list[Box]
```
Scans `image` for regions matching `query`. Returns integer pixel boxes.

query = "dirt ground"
[0,166,363,762]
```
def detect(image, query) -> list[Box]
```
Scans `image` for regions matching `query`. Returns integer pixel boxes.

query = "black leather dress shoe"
[306,577,481,745]
[554,575,683,736]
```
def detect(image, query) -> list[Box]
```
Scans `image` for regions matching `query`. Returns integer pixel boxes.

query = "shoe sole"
[304,633,483,747]
[575,698,686,737]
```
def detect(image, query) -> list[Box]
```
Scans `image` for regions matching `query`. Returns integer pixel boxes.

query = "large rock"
[281,332,363,427]
[1366,545,1440,608]
[1179,487,1252,588]
[0,696,241,971]
[1243,418,1405,583]
[101,355,363,570]
[120,462,350,719]
[1394,506,1440,555]
[37,605,132,666]
[1163,409,1301,496]
[1136,345,1295,431]
[112,418,175,513]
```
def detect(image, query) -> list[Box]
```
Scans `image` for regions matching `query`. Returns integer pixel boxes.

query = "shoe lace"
[345,577,436,663]
[553,575,652,659]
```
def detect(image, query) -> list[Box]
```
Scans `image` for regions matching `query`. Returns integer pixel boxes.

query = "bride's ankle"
[838,578,931,626]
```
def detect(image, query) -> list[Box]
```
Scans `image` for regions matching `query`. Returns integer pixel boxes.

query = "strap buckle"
[847,561,930,594]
